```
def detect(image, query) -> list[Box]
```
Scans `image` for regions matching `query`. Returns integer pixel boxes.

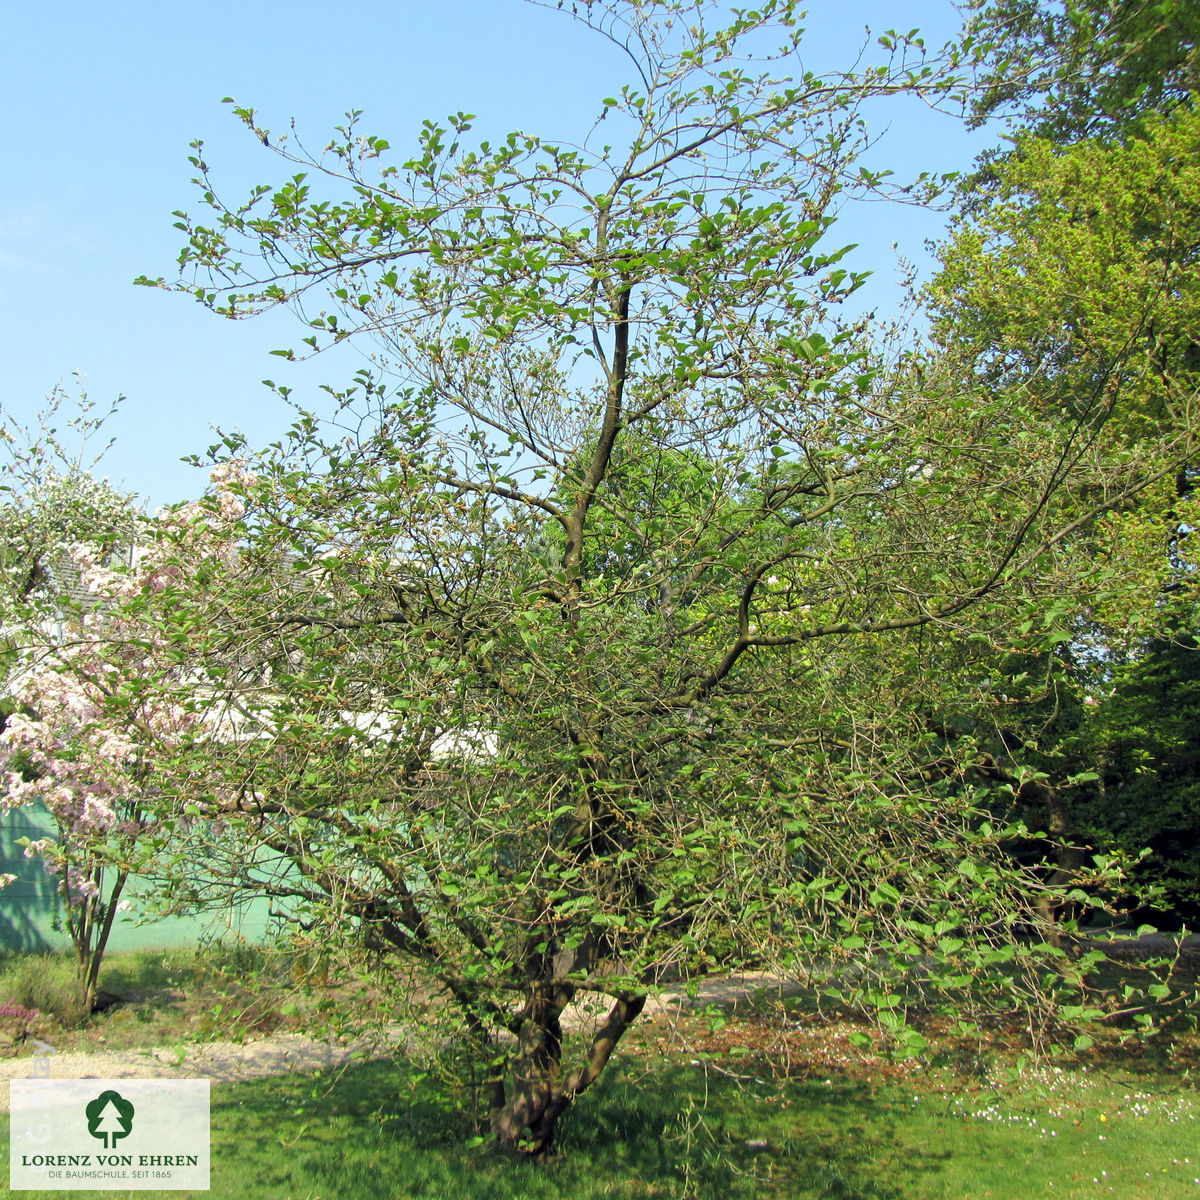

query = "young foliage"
[120,0,1196,1154]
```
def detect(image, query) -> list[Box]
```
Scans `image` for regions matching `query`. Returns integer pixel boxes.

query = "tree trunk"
[490,985,568,1154]
[1022,779,1086,948]
[489,988,645,1155]
[975,756,1087,948]
[82,870,128,1013]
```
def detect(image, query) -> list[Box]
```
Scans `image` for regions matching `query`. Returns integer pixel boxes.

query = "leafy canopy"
[109,0,1199,1154]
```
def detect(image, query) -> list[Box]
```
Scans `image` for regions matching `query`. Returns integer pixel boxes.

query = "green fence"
[0,804,278,952]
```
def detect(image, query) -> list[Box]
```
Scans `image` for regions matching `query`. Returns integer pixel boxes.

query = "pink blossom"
[1,461,249,913]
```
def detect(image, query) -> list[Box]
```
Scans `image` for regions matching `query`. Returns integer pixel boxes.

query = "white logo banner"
[9,1079,209,1190]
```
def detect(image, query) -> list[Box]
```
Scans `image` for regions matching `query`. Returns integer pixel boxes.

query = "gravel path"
[0,972,804,1113]
[5,940,1192,1113]
[0,1031,402,1113]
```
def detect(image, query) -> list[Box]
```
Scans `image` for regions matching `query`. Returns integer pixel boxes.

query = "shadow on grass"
[206,1055,953,1200]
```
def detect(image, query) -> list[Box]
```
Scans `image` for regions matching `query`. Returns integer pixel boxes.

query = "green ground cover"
[3,1050,1198,1199]
[2,946,1198,1198]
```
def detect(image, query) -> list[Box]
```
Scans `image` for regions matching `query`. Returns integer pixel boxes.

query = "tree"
[0,396,254,1009]
[929,102,1200,449]
[964,0,1200,144]
[928,101,1200,648]
[0,393,161,1008]
[925,87,1200,926]
[126,0,1193,1153]
[1079,630,1200,923]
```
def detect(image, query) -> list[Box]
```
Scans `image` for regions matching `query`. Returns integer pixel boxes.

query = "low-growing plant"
[0,998,42,1049]
[0,951,88,1027]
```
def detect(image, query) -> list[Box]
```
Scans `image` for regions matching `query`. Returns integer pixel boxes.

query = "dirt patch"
[4,952,1190,1114]
[0,973,797,1113]
[0,1029,407,1114]
[1083,932,1200,957]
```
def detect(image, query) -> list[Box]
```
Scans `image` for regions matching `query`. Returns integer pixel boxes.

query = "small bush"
[0,999,42,1050]
[0,953,89,1027]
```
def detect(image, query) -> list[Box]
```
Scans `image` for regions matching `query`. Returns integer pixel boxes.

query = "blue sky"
[1,1,990,508]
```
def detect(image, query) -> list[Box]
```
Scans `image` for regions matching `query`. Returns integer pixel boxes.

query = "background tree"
[1078,629,1200,923]
[0,396,250,1009]
[927,33,1200,923]
[964,0,1199,144]
[0,393,156,1003]
[124,0,1195,1154]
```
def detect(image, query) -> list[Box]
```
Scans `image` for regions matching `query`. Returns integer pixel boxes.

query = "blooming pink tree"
[0,465,251,1010]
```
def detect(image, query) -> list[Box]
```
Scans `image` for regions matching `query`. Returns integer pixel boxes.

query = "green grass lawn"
[3,946,1198,1197]
[5,1049,1199,1199]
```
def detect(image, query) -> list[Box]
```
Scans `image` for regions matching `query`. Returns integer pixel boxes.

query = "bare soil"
[0,972,801,1112]
[3,935,1196,1114]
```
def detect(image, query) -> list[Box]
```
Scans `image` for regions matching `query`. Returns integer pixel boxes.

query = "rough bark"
[490,988,646,1155]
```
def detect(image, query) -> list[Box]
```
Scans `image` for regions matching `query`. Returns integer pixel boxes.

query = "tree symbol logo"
[85,1090,135,1149]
